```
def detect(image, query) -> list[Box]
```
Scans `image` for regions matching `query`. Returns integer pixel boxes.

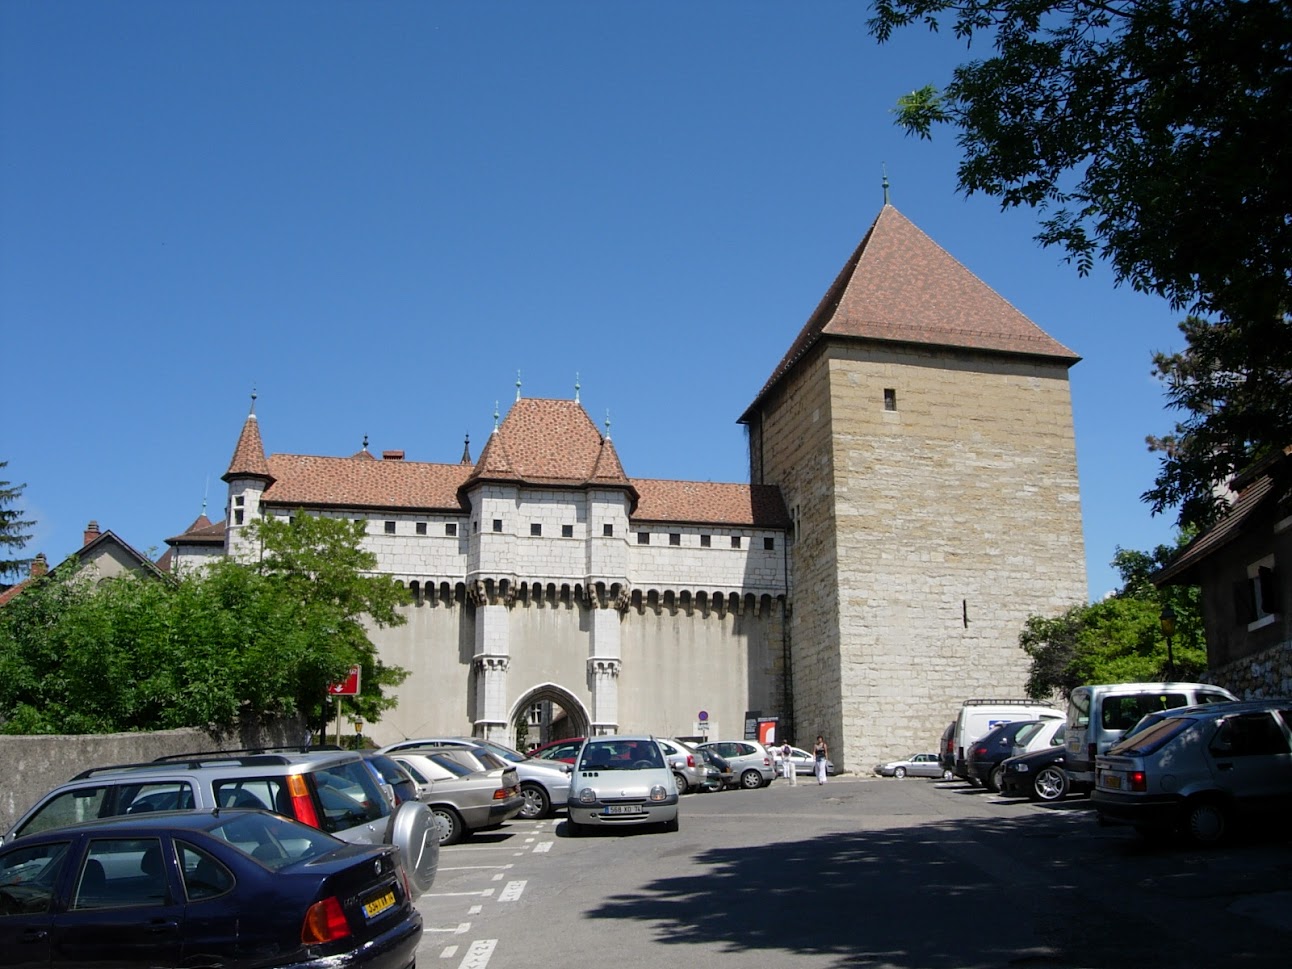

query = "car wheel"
[941,769,954,781]
[1031,766,1069,802]
[1184,798,1228,846]
[661,815,679,833]
[673,771,689,795]
[519,782,551,820]
[430,805,464,846]
[988,765,1005,793]
[893,767,906,779]
[740,769,763,790]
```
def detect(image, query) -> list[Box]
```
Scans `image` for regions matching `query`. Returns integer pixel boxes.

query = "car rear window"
[1101,693,1192,731]
[205,812,341,869]
[311,762,388,833]
[1107,717,1194,756]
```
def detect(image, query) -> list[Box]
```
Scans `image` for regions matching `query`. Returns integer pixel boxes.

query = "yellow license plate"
[363,890,395,919]
[1101,773,1121,790]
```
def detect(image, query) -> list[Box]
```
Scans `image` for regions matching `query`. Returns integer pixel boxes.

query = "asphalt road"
[414,774,1292,969]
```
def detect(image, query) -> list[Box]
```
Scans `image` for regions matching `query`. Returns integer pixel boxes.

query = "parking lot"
[415,773,1292,969]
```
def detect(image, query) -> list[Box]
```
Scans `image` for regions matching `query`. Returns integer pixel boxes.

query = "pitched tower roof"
[466,398,633,492]
[741,204,1080,420]
[222,409,274,483]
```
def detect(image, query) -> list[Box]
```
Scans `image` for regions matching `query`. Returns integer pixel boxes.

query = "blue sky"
[3,2,1186,601]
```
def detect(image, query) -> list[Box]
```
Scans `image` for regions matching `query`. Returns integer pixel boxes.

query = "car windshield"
[578,740,665,770]
[208,811,340,869]
[1107,717,1195,756]
[473,740,525,763]
[1013,721,1044,746]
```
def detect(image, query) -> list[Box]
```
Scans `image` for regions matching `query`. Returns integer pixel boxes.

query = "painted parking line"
[439,864,514,871]
[498,880,526,902]
[457,939,497,969]
[424,923,472,934]
[533,841,553,853]
[468,904,482,915]
[425,888,495,898]
[440,946,458,959]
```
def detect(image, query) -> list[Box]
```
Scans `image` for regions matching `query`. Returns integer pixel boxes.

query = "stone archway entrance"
[508,684,590,752]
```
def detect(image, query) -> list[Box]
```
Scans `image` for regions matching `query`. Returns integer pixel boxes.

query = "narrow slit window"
[603,523,614,537]
[764,537,775,550]
[492,519,502,533]
[884,388,897,411]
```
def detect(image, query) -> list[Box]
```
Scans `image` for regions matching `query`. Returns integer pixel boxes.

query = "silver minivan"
[1093,699,1292,844]
[1064,681,1237,793]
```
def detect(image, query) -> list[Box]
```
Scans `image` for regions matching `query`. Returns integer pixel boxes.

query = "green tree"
[868,1,1292,526]
[246,512,411,737]
[1019,542,1204,700]
[0,511,411,735]
[0,462,34,584]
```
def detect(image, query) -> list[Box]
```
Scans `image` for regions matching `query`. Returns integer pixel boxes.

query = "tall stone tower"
[740,204,1087,770]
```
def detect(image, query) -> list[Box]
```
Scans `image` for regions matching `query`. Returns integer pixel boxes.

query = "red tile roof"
[466,398,633,491]
[223,413,273,482]
[631,479,790,528]
[742,204,1080,420]
[165,514,226,547]
[263,455,473,512]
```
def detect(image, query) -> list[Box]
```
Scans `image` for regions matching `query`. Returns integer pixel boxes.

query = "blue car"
[0,808,423,968]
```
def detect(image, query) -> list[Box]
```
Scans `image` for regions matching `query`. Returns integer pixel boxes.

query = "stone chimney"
[30,553,48,578]
[381,450,405,461]
[84,521,101,546]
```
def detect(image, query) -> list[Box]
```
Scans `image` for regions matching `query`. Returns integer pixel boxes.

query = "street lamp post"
[1159,604,1177,681]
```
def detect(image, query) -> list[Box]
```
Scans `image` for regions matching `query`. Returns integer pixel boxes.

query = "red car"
[525,737,585,764]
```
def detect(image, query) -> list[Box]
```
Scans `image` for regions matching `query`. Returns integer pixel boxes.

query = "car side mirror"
[560,763,573,774]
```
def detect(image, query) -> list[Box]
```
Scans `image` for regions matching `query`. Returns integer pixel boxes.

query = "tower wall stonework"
[750,348,844,751]
[754,341,1086,772]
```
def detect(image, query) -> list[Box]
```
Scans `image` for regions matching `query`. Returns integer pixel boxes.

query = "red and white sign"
[327,665,361,696]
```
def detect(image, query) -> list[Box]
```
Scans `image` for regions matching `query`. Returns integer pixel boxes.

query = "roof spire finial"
[575,372,581,403]
[202,476,209,517]
[249,388,258,416]
[461,433,472,464]
[493,401,500,433]
[604,409,612,440]
[516,370,522,402]
[882,163,890,205]
[362,434,369,452]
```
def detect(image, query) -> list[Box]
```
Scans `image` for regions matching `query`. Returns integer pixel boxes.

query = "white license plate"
[604,804,644,816]
[1100,773,1121,790]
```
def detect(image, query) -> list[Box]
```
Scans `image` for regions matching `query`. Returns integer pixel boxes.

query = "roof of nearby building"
[261,454,474,513]
[1154,447,1292,586]
[741,204,1080,421]
[0,524,163,605]
[223,409,273,483]
[631,479,790,528]
[165,514,225,548]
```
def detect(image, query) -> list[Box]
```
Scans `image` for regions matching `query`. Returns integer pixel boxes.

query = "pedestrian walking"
[780,741,796,785]
[813,735,829,785]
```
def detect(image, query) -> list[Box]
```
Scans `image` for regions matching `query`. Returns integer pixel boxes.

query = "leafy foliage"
[1019,542,1205,700]
[869,1,1292,526]
[0,462,34,584]
[0,512,410,735]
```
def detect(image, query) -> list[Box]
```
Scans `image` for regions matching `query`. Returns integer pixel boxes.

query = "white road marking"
[441,946,458,959]
[424,923,472,934]
[533,841,552,853]
[440,865,514,871]
[468,904,482,915]
[457,939,497,969]
[428,889,495,898]
[491,872,504,881]
[498,880,526,902]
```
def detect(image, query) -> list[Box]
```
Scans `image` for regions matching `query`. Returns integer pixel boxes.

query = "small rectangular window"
[415,522,427,536]
[764,537,775,550]
[669,533,681,546]
[530,523,542,537]
[562,524,574,538]
[638,532,650,545]
[493,519,503,533]
[473,521,479,533]
[700,534,711,548]
[884,388,897,411]
[446,523,458,537]
[603,524,614,537]
[731,536,742,549]
[234,510,244,525]
[234,496,244,507]
[384,521,396,535]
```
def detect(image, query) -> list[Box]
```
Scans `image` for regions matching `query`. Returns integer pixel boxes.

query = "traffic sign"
[327,665,361,696]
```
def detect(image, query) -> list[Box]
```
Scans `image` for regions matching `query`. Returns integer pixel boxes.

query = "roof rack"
[72,754,291,779]
[152,744,340,762]
[959,698,1052,707]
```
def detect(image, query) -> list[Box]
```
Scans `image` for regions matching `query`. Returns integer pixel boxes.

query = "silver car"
[697,740,775,789]
[380,737,570,820]
[873,753,950,779]
[565,736,680,835]
[388,748,524,845]
[657,738,721,794]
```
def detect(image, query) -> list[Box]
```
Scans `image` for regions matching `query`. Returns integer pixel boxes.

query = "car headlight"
[649,785,668,802]
[577,788,597,804]
[1013,764,1030,773]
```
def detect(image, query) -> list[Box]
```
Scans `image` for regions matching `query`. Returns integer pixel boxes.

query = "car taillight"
[493,787,509,800]
[301,896,351,944]
[686,755,695,768]
[287,774,321,829]
[1130,770,1147,792]
[974,746,987,758]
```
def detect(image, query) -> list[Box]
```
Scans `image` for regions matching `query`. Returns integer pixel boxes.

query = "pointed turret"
[222,398,274,485]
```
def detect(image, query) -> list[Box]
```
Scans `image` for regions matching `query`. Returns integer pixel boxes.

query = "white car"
[565,736,680,835]
[873,752,950,779]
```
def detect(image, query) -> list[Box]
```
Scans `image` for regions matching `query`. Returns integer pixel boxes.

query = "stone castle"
[169,203,1088,772]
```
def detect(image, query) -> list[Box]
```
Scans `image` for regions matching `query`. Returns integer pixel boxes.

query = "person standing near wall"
[813,735,829,785]
[780,740,796,786]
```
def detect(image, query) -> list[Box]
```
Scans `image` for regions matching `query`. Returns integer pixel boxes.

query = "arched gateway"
[508,683,591,750]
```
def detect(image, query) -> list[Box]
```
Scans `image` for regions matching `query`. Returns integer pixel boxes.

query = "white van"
[952,699,1065,782]
[1063,681,1238,793]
